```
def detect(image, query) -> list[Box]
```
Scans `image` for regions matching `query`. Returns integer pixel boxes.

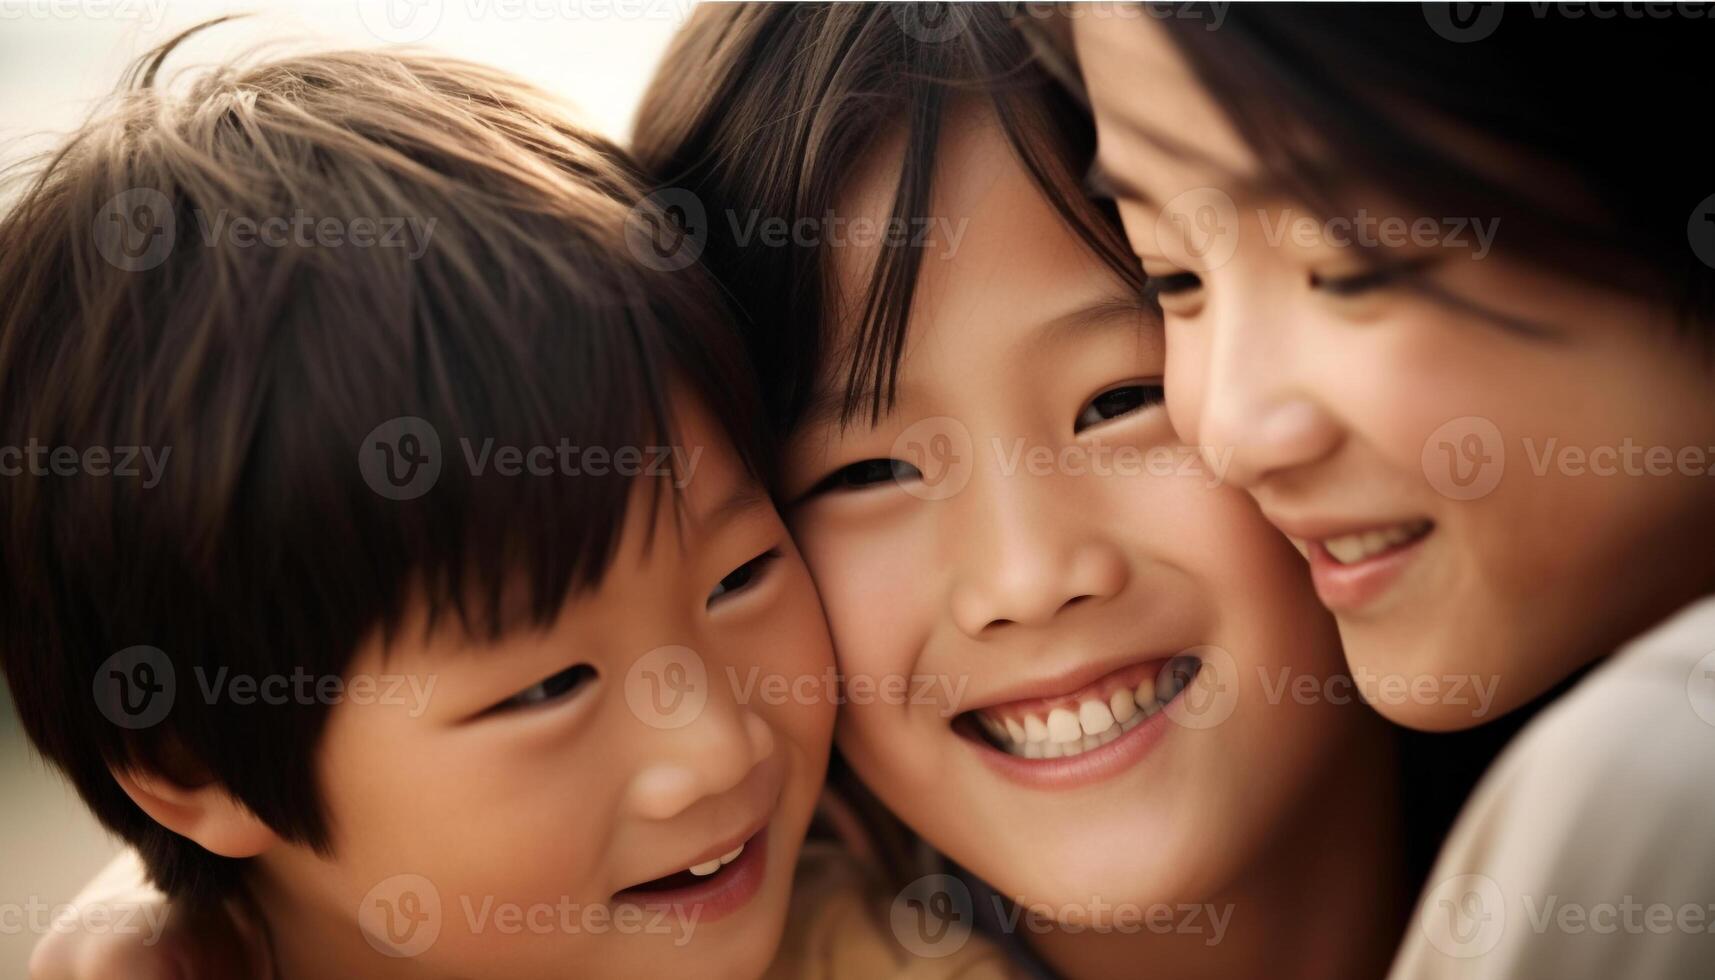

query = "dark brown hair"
[633,3,1539,895]
[0,23,761,904]
[632,1,1148,887]
[632,2,1146,445]
[1056,2,1715,335]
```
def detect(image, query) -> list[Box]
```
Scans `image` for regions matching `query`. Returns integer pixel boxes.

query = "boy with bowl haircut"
[0,26,844,980]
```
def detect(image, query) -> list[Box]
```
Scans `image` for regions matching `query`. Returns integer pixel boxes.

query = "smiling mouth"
[958,655,1203,761]
[616,838,751,895]
[1306,519,1434,566]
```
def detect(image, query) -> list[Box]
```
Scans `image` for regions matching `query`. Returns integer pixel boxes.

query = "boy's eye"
[809,458,920,496]
[1075,382,1165,433]
[708,548,781,606]
[500,663,596,711]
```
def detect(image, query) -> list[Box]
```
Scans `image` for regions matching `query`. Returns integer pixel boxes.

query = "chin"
[1340,628,1507,733]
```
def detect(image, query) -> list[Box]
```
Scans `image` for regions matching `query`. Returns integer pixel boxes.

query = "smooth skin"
[81,396,836,980]
[1074,12,1715,731]
[781,102,1403,980]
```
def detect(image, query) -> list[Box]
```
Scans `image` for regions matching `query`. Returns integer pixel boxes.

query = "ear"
[110,756,281,859]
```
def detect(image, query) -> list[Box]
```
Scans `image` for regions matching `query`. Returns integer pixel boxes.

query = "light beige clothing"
[766,842,1020,980]
[40,840,1015,979]
[1388,596,1715,979]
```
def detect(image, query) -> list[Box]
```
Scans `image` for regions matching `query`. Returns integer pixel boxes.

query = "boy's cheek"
[752,564,840,737]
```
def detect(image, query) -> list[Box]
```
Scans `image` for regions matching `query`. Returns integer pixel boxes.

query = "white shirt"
[1389,596,1715,979]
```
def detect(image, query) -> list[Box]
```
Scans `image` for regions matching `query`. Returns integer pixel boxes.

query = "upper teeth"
[1322,521,1428,565]
[974,662,1199,761]
[688,843,745,877]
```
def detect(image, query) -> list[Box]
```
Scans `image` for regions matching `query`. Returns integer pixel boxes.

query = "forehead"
[821,100,1138,387]
[1071,12,1258,200]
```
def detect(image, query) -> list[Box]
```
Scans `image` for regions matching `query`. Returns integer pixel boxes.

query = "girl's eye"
[808,458,920,495]
[500,663,596,711]
[1310,257,1434,297]
[708,548,781,606]
[1075,382,1165,433]
[1144,271,1202,298]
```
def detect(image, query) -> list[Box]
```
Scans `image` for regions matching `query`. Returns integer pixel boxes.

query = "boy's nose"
[624,706,775,822]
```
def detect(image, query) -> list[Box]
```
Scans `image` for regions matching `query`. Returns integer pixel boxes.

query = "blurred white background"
[0,1,685,972]
[1,0,688,171]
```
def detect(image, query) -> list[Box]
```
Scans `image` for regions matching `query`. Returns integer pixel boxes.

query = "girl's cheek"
[796,519,936,683]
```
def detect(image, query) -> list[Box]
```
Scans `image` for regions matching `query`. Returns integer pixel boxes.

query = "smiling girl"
[1063,5,1715,976]
[631,5,1477,977]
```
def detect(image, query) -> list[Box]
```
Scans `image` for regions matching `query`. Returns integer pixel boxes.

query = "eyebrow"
[1083,128,1280,212]
[794,294,1158,437]
[692,477,771,529]
[1019,293,1160,359]
[796,374,907,436]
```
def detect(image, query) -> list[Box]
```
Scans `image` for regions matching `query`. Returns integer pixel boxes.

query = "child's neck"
[1026,725,1407,980]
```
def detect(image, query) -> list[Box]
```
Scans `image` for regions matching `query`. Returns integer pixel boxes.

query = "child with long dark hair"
[1064,5,1715,976]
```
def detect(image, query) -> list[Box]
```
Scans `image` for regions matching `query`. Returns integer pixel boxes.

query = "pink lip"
[963,685,1185,790]
[612,826,769,926]
[1304,533,1428,612]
